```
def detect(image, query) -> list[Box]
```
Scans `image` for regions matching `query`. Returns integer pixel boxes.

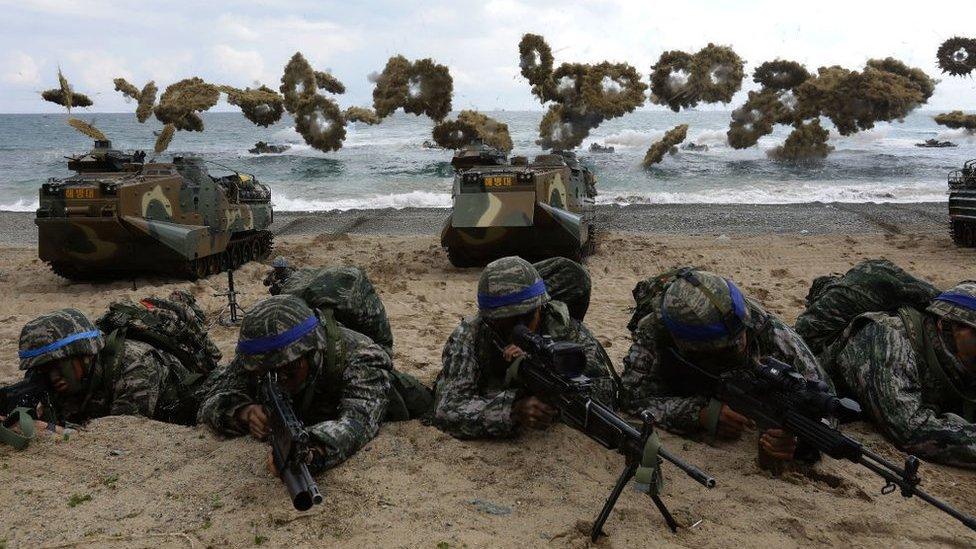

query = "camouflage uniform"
[198,295,426,472]
[534,257,592,322]
[824,282,976,468]
[18,308,189,424]
[433,257,618,439]
[620,269,830,435]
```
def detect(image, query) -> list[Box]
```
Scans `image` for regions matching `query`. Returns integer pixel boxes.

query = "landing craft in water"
[36,139,274,280]
[440,142,596,267]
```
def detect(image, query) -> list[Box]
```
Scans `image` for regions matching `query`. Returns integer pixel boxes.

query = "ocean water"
[0,110,971,212]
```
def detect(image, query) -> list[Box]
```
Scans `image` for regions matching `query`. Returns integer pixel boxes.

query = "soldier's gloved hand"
[758,428,797,462]
[701,403,755,440]
[236,404,270,440]
[512,396,558,430]
[502,344,526,363]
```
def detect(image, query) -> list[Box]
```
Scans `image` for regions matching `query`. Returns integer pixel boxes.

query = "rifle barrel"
[660,447,717,488]
[856,455,976,532]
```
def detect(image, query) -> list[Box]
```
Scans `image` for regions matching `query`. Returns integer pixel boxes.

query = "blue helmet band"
[934,292,976,312]
[18,330,103,359]
[237,315,319,356]
[478,279,547,310]
[662,279,747,342]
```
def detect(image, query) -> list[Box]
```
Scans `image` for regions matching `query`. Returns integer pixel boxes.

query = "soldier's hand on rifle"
[701,403,755,440]
[758,428,797,462]
[502,344,526,362]
[236,403,270,440]
[512,396,558,430]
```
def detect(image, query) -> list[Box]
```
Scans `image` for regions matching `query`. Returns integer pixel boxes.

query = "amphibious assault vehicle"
[440,143,596,267]
[36,140,273,280]
[949,159,976,247]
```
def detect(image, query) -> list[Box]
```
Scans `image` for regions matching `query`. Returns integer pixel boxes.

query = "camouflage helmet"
[18,308,104,371]
[661,269,750,352]
[477,256,550,319]
[272,256,289,269]
[235,295,327,373]
[928,281,976,330]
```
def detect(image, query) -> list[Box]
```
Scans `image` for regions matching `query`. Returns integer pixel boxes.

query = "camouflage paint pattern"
[197,294,405,473]
[476,256,550,320]
[948,159,976,247]
[827,312,976,468]
[275,266,395,355]
[620,284,829,435]
[18,308,105,371]
[441,146,596,266]
[432,301,618,439]
[35,143,273,278]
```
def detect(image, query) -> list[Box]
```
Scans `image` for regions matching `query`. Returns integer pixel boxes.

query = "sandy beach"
[1,203,974,548]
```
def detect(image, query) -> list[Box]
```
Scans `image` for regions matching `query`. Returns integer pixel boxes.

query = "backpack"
[794,259,939,356]
[534,257,592,322]
[94,294,221,424]
[277,266,394,356]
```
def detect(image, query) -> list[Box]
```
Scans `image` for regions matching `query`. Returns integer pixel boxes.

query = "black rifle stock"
[513,326,715,540]
[670,350,976,533]
[259,373,323,511]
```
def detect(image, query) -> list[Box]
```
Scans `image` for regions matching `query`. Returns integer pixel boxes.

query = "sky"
[1,0,976,114]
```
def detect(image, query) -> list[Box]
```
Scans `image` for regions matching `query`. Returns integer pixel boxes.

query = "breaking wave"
[273,190,451,211]
[596,181,947,205]
[0,198,38,211]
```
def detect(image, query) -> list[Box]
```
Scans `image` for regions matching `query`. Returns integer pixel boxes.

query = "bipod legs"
[590,462,638,542]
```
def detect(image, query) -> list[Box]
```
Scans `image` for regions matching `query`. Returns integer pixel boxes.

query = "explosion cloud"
[431,119,480,150]
[114,78,158,123]
[934,111,976,131]
[154,77,220,132]
[768,119,833,162]
[370,56,453,121]
[154,123,176,154]
[752,60,810,91]
[650,44,744,111]
[222,85,285,127]
[315,71,346,95]
[518,33,556,101]
[41,69,93,110]
[728,57,934,158]
[649,50,697,112]
[66,118,107,141]
[432,110,514,151]
[343,106,381,125]
[726,90,784,149]
[293,95,346,152]
[689,43,744,104]
[280,52,319,113]
[937,37,976,76]
[517,33,647,150]
[642,124,688,167]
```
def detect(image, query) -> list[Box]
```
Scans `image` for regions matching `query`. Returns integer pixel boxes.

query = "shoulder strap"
[301,309,348,416]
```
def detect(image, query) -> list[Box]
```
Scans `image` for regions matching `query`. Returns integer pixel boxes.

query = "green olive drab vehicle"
[949,159,976,247]
[440,143,596,267]
[36,140,273,280]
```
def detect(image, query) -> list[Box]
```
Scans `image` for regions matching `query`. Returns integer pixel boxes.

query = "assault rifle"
[0,373,51,418]
[260,372,323,511]
[512,326,716,540]
[670,350,976,533]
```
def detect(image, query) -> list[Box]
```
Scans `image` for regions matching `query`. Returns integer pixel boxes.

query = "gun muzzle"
[283,465,323,511]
